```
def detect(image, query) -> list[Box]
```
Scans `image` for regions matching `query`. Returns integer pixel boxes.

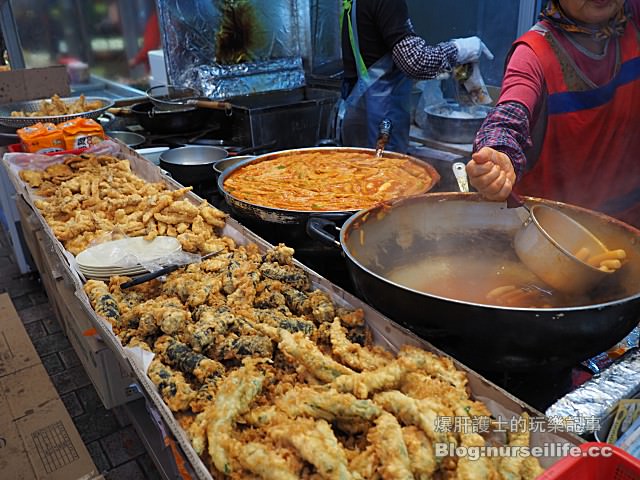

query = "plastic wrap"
[307,0,342,74]
[546,349,640,422]
[157,0,306,99]
[4,140,121,173]
[76,232,200,273]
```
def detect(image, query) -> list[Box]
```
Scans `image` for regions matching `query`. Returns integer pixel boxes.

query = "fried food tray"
[0,95,115,128]
[1,146,583,480]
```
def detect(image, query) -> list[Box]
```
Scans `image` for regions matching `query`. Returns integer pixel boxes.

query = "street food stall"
[2,0,640,479]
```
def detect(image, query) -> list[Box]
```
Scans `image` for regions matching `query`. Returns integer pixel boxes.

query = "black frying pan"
[128,101,213,133]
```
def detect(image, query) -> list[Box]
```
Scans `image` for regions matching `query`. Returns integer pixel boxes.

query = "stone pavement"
[0,226,161,480]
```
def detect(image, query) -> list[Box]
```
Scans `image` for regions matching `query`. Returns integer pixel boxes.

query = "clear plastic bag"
[414,79,444,129]
[76,230,199,274]
[4,139,122,173]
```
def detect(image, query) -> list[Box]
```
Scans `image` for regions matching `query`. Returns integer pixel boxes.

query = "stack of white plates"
[75,236,181,280]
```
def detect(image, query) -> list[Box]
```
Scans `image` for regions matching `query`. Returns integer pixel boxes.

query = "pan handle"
[306,217,342,248]
[193,100,233,115]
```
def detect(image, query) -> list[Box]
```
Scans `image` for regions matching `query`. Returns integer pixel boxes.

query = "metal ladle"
[452,163,616,294]
[508,191,615,294]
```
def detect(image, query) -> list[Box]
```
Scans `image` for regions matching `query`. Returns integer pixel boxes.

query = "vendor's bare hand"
[466,147,516,201]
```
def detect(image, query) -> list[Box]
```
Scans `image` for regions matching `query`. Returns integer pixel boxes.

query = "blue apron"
[338,0,413,153]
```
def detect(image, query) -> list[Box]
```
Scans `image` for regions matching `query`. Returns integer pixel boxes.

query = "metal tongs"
[120,249,224,289]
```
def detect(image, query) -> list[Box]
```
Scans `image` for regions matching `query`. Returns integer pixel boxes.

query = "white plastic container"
[135,146,169,165]
[148,50,167,87]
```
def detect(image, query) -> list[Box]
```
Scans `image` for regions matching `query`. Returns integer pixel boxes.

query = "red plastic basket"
[8,143,88,156]
[538,442,640,479]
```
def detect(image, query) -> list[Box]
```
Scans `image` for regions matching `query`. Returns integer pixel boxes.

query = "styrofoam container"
[135,146,169,165]
[148,49,167,87]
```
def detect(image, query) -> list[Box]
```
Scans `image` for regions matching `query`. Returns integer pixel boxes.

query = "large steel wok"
[218,147,440,240]
[330,193,640,372]
[217,147,440,226]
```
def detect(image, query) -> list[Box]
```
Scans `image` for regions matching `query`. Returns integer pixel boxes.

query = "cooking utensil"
[159,145,228,186]
[120,249,224,289]
[108,130,146,148]
[0,96,115,128]
[146,85,232,113]
[123,101,214,134]
[217,146,440,226]
[375,118,392,158]
[425,102,490,144]
[452,162,469,193]
[307,192,640,372]
[508,192,614,294]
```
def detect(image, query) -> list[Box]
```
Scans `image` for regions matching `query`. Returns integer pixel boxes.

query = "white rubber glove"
[452,36,494,64]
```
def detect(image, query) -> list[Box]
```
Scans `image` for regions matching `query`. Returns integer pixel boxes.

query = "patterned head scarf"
[540,0,629,39]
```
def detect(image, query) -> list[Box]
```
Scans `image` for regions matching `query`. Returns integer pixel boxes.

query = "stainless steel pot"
[159,145,228,186]
[313,192,640,372]
[425,102,490,144]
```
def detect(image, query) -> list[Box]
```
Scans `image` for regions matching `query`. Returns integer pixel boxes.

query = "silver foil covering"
[179,58,305,99]
[546,349,640,421]
[156,0,306,98]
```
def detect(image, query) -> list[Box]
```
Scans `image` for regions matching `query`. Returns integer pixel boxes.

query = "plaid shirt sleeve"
[391,35,458,79]
[473,101,533,180]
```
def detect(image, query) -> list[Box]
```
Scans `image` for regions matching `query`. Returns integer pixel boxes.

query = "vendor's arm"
[392,34,493,80]
[467,43,545,200]
[391,35,458,79]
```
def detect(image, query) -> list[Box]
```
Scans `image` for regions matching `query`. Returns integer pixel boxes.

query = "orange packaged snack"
[58,117,105,150]
[17,122,65,153]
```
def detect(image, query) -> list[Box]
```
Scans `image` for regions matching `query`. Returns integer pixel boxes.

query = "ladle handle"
[452,162,469,193]
[193,100,233,112]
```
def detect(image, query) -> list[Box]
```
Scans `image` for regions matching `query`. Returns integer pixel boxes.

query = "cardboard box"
[0,66,70,104]
[0,293,100,480]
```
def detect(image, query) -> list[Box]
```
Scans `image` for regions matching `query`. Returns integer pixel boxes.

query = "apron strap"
[340,0,369,80]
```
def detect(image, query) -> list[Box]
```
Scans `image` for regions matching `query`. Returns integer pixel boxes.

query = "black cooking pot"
[159,146,228,186]
[309,192,640,372]
[129,101,212,133]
